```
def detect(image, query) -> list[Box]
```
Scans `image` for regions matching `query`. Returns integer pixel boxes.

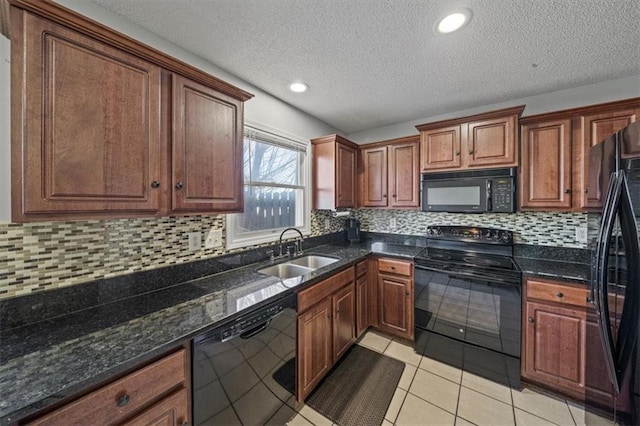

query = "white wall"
[0,34,10,221]
[53,0,340,141]
[348,74,640,144]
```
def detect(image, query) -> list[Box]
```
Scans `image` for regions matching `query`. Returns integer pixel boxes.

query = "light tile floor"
[286,330,614,426]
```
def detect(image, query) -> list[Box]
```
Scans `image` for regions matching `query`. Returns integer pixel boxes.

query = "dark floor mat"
[273,345,404,426]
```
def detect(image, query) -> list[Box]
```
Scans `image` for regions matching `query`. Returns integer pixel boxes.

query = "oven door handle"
[415,264,519,286]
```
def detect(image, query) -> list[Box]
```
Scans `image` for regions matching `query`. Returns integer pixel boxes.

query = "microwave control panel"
[491,178,513,212]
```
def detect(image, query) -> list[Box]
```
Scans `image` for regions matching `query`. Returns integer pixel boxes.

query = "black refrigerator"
[586,121,640,425]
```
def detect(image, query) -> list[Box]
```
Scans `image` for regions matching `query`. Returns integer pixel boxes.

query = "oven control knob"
[499,232,511,243]
[484,230,492,239]
[435,228,443,236]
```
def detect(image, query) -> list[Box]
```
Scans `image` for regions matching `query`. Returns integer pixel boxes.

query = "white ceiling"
[91,0,640,134]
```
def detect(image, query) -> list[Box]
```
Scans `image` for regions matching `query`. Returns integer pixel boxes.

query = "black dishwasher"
[192,293,297,425]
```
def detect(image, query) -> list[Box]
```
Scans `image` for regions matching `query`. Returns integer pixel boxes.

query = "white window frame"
[226,119,311,249]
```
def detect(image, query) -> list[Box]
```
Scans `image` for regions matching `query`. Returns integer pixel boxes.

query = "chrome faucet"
[279,227,304,257]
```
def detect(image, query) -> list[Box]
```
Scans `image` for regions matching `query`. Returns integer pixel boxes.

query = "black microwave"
[421,168,516,213]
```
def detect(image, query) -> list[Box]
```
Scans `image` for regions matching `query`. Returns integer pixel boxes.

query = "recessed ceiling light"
[435,9,472,34]
[289,82,309,93]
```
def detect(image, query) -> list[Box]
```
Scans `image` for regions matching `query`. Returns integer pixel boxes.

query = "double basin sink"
[258,255,338,279]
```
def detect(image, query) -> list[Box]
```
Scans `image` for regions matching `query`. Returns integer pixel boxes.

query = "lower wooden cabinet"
[26,349,189,426]
[296,267,356,402]
[297,298,333,401]
[522,277,614,404]
[374,257,414,341]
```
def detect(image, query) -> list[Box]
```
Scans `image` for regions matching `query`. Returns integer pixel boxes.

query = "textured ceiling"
[91,0,640,134]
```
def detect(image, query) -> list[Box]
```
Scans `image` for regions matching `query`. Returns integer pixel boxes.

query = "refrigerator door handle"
[610,172,640,391]
[596,170,623,394]
[591,174,619,306]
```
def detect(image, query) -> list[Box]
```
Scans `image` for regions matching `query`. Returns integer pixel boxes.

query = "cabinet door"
[579,109,639,209]
[336,143,356,208]
[523,301,586,393]
[467,115,518,167]
[333,283,356,361]
[297,299,332,401]
[13,11,162,219]
[378,273,413,340]
[171,74,243,212]
[356,274,369,338]
[361,146,388,207]
[389,141,420,208]
[520,120,572,210]
[121,389,189,426]
[420,125,461,171]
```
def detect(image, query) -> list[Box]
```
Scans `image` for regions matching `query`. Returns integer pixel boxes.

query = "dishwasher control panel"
[219,293,296,342]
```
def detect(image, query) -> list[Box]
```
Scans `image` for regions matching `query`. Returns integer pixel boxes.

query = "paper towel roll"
[332,211,351,218]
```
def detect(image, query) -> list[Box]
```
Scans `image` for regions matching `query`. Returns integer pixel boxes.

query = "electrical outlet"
[324,218,331,230]
[575,226,588,243]
[188,232,202,251]
[205,228,223,249]
[389,217,397,229]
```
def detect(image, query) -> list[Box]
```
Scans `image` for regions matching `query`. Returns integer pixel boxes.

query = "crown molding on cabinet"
[8,0,253,102]
[415,105,526,131]
[0,0,10,38]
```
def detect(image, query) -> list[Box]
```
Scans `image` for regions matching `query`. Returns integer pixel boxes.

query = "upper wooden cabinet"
[311,135,358,209]
[519,119,573,210]
[360,136,420,209]
[416,106,524,172]
[519,98,640,211]
[11,10,163,220]
[171,74,244,212]
[9,2,252,221]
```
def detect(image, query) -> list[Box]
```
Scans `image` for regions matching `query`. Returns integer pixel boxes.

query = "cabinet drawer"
[378,258,412,277]
[355,260,368,277]
[526,279,588,308]
[298,267,355,313]
[28,349,187,426]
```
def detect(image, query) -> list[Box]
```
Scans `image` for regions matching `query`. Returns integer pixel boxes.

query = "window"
[226,121,310,249]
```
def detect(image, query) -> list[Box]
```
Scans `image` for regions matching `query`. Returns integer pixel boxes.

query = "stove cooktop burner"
[429,253,452,261]
[416,248,518,272]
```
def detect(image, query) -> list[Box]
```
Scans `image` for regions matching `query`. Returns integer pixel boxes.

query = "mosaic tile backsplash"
[354,209,588,248]
[0,208,584,300]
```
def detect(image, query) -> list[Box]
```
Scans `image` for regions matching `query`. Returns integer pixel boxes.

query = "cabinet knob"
[528,317,534,323]
[468,150,474,155]
[585,188,589,194]
[556,292,564,298]
[564,189,571,194]
[116,393,130,407]
[455,151,460,156]
[392,194,397,198]
[405,291,410,296]
[383,194,387,198]
[175,182,184,190]
[150,181,160,188]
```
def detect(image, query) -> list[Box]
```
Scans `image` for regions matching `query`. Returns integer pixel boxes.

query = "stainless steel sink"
[258,263,314,279]
[287,255,338,269]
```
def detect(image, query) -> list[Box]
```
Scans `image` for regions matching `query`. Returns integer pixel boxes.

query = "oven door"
[414,265,521,358]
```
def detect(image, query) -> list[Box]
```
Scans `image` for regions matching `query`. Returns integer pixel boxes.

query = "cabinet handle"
[390,266,395,270]
[150,181,160,188]
[528,317,534,323]
[455,151,460,156]
[405,291,410,296]
[556,292,564,298]
[116,393,130,407]
[383,194,387,198]
[468,150,474,155]
[392,194,397,198]
[564,189,571,194]
[585,188,589,194]
[175,182,184,190]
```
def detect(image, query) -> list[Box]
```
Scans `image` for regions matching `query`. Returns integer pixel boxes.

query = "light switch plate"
[389,218,397,229]
[188,232,202,251]
[324,218,331,230]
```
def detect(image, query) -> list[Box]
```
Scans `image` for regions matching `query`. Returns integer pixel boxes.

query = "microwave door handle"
[486,180,492,211]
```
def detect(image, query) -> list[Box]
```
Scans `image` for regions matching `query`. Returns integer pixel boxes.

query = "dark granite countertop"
[515,257,590,284]
[0,241,418,425]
